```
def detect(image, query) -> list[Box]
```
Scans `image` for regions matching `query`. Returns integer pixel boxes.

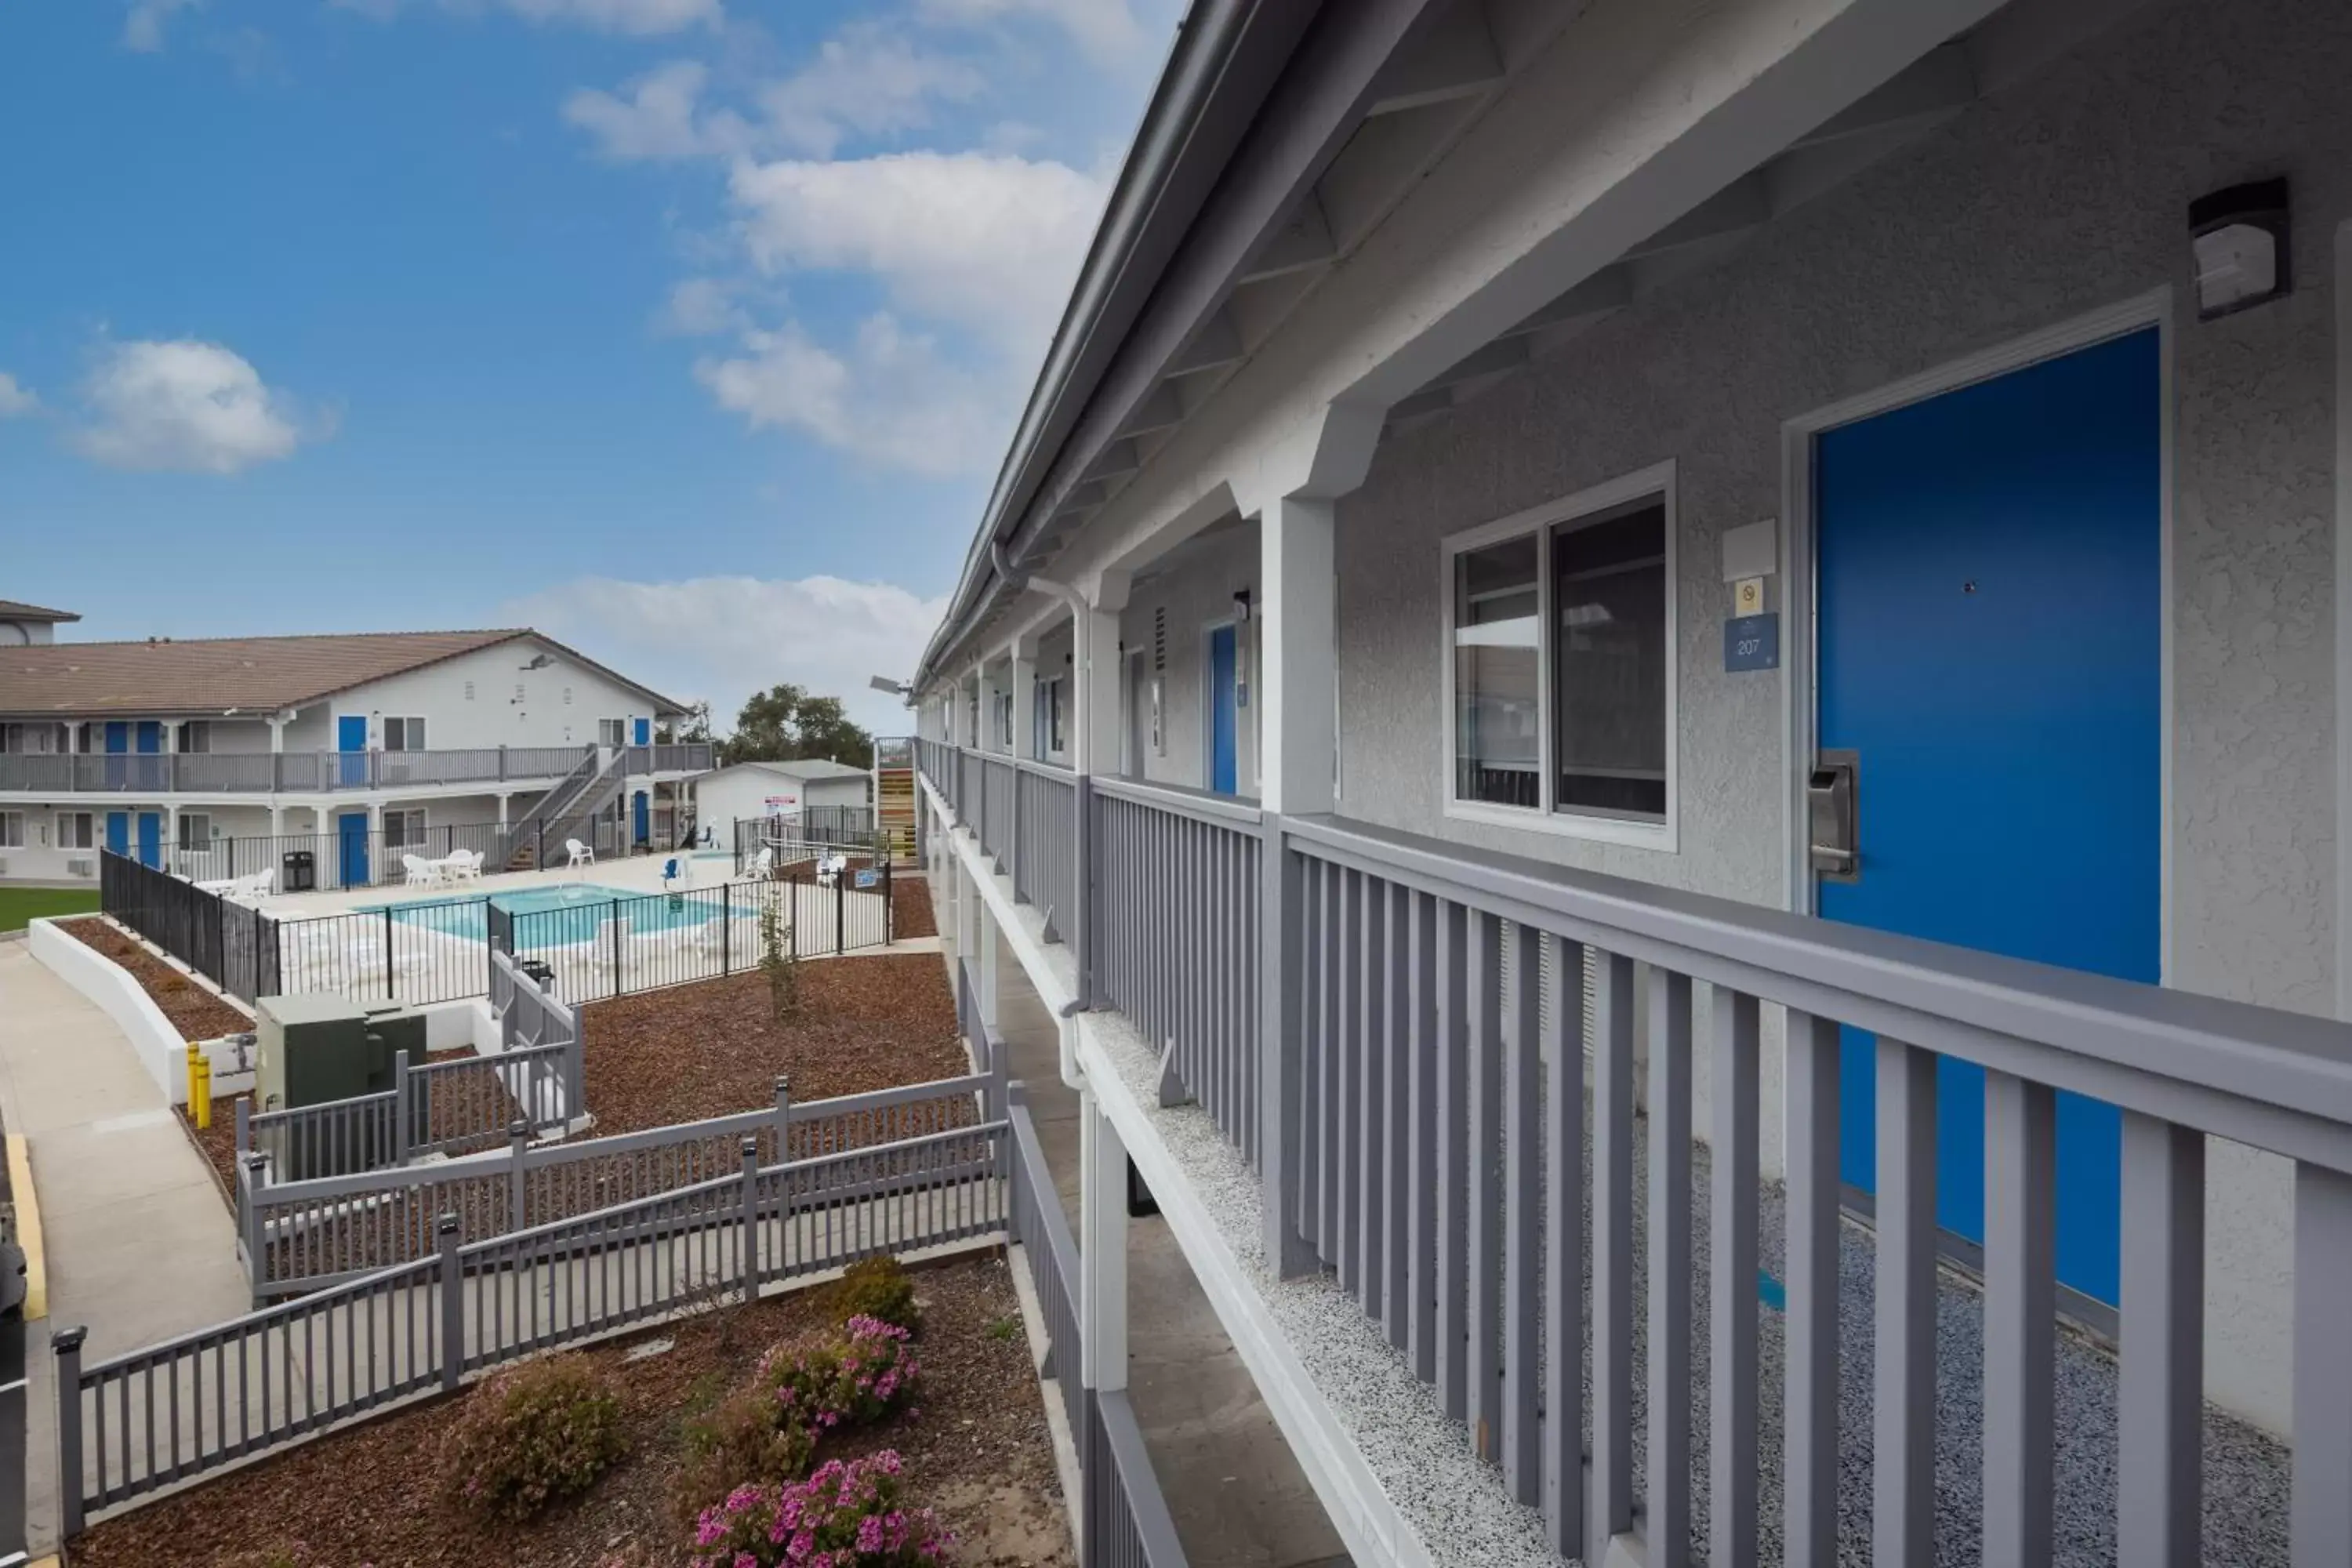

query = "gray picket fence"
[57,1108,1008,1533]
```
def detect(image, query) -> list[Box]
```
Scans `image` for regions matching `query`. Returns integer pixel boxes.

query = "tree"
[720,684,873,770]
[655,701,713,746]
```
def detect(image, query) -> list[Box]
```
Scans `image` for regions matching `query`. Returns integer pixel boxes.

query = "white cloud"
[122,0,201,52]
[918,0,1146,61]
[0,374,37,419]
[72,339,316,475]
[334,0,719,34]
[495,573,946,731]
[730,150,1102,353]
[695,314,1005,477]
[659,277,748,336]
[756,26,987,158]
[563,60,750,161]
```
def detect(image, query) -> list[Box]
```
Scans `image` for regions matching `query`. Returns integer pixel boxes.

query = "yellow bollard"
[186,1044,212,1130]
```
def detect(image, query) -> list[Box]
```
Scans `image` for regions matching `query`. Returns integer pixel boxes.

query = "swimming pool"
[361,883,753,946]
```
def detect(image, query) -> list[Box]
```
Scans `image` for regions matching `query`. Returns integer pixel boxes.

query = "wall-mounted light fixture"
[1232,589,1253,624]
[2190,176,2289,321]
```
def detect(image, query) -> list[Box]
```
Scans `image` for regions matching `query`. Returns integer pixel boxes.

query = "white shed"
[690,759,871,837]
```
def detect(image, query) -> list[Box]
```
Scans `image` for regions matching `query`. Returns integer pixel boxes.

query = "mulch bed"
[891,876,938,939]
[578,953,966,1136]
[70,1253,1072,1568]
[55,917,251,1040]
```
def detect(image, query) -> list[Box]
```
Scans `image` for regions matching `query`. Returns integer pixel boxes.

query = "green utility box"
[254,996,434,1178]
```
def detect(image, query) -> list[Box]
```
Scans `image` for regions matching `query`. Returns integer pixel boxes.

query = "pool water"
[361,882,752,946]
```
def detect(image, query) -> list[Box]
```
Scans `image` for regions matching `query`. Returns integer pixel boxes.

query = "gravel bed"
[55,916,250,1039]
[70,1254,1070,1567]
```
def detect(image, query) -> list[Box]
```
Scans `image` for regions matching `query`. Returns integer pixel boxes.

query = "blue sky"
[0,0,1179,728]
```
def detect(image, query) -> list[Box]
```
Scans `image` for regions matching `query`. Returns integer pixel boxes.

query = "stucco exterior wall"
[1117,524,1262,795]
[323,638,665,753]
[1329,0,2344,1432]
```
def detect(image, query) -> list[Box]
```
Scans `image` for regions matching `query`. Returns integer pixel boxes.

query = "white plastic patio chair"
[815,852,847,888]
[747,847,775,881]
[564,838,595,868]
[223,869,274,904]
[401,854,442,887]
[445,848,485,881]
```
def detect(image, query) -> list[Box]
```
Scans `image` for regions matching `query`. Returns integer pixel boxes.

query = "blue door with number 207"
[1815,328,2161,1307]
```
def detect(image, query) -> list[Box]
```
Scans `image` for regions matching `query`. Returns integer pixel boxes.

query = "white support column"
[1010,638,1038,764]
[1259,495,1338,817]
[1075,573,1127,777]
[977,896,1001,1037]
[497,792,511,829]
[1080,1087,1130,1392]
[267,804,284,839]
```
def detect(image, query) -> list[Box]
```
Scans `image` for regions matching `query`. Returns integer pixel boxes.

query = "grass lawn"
[0,887,99,933]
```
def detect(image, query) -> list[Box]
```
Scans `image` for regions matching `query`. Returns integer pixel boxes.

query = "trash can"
[282,849,316,892]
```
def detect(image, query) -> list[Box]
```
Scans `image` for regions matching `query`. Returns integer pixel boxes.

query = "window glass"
[180,720,211,753]
[178,814,211,850]
[0,812,23,849]
[1553,497,1668,820]
[58,811,93,850]
[1453,534,1541,806]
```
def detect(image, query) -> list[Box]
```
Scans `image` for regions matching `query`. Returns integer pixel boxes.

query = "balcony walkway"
[940,916,1352,1568]
[928,782,2297,1568]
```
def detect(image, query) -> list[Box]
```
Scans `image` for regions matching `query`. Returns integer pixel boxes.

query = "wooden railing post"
[740,1137,761,1300]
[53,1327,86,1539]
[1257,814,1313,1278]
[437,1214,463,1390]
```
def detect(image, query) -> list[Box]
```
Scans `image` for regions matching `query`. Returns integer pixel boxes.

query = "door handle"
[1809,750,1859,881]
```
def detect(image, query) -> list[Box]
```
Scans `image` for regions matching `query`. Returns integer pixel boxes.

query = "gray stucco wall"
[1327,0,2346,1432]
[1119,524,1261,795]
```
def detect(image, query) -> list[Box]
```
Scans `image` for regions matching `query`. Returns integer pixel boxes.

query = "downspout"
[992,543,1093,1092]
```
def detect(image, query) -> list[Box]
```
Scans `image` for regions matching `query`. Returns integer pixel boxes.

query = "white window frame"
[598,717,626,748]
[0,811,23,849]
[384,807,428,848]
[383,717,427,751]
[1439,459,1679,853]
[178,720,211,754]
[56,810,93,850]
[177,812,212,850]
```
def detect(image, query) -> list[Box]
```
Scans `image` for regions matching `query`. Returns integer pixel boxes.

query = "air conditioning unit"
[66,858,93,878]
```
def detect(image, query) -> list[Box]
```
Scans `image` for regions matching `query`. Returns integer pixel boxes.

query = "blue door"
[136,720,162,792]
[633,789,649,845]
[103,720,128,789]
[1207,625,1238,796]
[105,811,129,857]
[338,811,371,887]
[135,811,162,869]
[1817,328,2161,1306]
[633,717,651,746]
[337,715,369,787]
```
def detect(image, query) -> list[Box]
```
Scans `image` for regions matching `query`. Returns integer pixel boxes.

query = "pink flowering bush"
[764,1316,923,1437]
[689,1451,951,1568]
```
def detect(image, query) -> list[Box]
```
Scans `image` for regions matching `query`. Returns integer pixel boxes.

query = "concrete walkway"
[0,941,253,1554]
[978,944,1351,1568]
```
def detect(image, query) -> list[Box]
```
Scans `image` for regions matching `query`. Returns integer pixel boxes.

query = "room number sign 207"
[1725,612,1780,673]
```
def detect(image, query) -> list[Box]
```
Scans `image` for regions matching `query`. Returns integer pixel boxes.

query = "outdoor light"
[2190,177,2289,320]
[869,674,910,695]
[1232,589,1252,623]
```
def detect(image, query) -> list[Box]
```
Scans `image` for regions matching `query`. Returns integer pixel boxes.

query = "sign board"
[1724,612,1780,673]
[855,869,879,890]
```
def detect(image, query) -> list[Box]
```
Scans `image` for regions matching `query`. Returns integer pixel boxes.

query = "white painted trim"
[1778,285,2176,989]
[25,916,249,1102]
[2337,221,2352,1020]
[1438,459,1680,854]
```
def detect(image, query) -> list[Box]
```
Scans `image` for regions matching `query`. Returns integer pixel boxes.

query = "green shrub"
[670,1386,817,1528]
[828,1255,920,1334]
[440,1354,629,1521]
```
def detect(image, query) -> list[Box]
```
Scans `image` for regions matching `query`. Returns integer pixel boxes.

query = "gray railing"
[238,1071,994,1296]
[234,1035,579,1181]
[622,742,714,774]
[1006,1087,1186,1568]
[978,753,1015,870]
[1014,760,1076,943]
[55,1106,1008,1534]
[1092,778,1262,1165]
[504,748,602,866]
[1269,810,2352,1565]
[0,745,597,795]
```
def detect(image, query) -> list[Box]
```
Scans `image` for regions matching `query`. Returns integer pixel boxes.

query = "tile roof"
[0,629,532,716]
